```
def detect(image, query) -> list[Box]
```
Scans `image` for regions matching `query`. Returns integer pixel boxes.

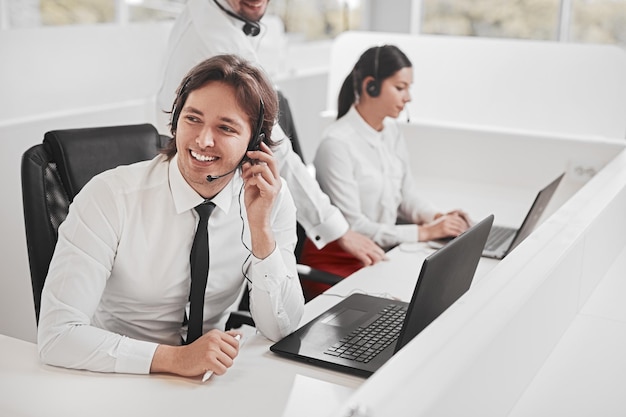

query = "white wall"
[327,32,626,140]
[0,23,171,341]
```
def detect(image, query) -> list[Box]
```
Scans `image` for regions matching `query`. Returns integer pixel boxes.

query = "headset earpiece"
[365,46,382,98]
[366,79,380,97]
[214,0,261,37]
[248,131,264,152]
[243,22,261,37]
[247,100,265,153]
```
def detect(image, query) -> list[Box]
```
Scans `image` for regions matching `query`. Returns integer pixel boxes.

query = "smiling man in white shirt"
[38,55,304,378]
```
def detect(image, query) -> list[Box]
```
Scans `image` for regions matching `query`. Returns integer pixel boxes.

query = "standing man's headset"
[213,0,261,37]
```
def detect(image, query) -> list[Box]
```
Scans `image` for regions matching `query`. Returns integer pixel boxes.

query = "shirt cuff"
[249,246,301,339]
[250,246,295,291]
[399,223,420,243]
[305,210,350,249]
[421,209,439,224]
[114,337,159,374]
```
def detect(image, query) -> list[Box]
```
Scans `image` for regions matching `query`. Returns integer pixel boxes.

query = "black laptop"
[270,215,494,377]
[430,173,564,259]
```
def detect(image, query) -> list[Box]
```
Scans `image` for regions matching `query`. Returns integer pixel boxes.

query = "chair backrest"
[275,90,309,261]
[21,123,167,322]
[277,90,305,164]
[275,91,342,293]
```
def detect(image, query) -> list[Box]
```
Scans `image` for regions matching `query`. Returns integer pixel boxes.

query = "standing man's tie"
[186,201,216,344]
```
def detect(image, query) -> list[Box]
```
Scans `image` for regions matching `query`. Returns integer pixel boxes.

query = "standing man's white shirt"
[157,0,349,249]
[157,0,260,117]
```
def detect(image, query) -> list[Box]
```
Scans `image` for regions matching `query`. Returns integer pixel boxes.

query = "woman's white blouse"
[314,106,438,249]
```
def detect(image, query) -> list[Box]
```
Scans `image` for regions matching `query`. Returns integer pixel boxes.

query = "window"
[126,0,185,22]
[569,0,626,44]
[1,0,362,41]
[421,0,561,41]
[420,0,626,47]
[267,0,362,41]
[2,0,624,48]
[1,0,184,28]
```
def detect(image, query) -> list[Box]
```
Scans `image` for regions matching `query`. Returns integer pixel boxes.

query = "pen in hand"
[202,334,241,382]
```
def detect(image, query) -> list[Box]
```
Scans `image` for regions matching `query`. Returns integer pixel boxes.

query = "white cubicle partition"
[323,32,626,417]
[330,148,626,417]
[326,31,626,140]
[0,23,172,342]
[401,122,625,227]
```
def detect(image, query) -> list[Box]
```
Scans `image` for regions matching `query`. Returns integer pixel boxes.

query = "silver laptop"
[270,215,494,377]
[431,173,564,259]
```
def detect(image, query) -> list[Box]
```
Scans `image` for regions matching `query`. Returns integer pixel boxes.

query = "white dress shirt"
[314,107,439,249]
[156,0,349,248]
[38,154,304,374]
[157,0,260,115]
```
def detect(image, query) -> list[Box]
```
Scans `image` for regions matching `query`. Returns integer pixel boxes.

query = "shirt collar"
[346,105,384,147]
[168,153,243,215]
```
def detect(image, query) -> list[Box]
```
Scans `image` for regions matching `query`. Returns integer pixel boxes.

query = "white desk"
[0,331,362,417]
[0,321,359,417]
[2,153,619,416]
[0,241,498,417]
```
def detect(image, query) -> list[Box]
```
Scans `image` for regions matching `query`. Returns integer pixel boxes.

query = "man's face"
[227,0,269,23]
[175,81,252,196]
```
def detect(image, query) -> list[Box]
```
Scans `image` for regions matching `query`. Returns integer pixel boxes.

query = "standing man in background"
[158,0,387,274]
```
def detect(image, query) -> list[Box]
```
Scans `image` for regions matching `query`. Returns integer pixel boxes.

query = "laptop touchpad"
[321,308,367,327]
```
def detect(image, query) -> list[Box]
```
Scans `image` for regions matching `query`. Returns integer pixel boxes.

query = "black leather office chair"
[276,91,343,294]
[21,123,254,329]
[276,91,305,164]
[21,124,167,323]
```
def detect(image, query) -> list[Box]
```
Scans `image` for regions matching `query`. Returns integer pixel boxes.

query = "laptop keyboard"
[324,304,407,363]
[485,225,515,251]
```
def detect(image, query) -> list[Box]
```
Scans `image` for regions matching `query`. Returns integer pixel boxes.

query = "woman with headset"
[299,45,471,299]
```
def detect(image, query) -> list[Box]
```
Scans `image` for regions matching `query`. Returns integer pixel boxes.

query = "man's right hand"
[151,329,241,377]
[336,230,387,267]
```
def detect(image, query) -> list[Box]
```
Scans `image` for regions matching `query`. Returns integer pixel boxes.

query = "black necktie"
[186,201,215,344]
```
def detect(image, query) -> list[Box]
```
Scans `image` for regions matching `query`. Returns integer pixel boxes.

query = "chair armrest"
[296,264,343,286]
[225,310,255,330]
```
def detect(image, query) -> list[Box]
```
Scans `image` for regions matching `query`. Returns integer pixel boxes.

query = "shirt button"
[315,235,321,241]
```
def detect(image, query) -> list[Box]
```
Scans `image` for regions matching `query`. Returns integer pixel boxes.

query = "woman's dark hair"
[337,44,412,119]
[161,54,279,159]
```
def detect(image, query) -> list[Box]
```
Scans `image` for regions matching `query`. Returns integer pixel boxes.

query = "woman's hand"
[418,211,471,242]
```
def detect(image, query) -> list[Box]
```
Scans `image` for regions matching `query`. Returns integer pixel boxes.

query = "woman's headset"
[365,46,382,97]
